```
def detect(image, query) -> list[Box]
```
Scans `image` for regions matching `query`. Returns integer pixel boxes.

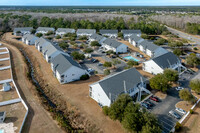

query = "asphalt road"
[166,26,200,45]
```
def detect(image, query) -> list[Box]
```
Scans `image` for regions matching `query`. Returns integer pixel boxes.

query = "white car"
[87,68,95,73]
[176,87,184,91]
[176,108,187,115]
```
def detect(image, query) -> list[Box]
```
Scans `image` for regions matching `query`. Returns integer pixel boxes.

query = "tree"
[109,94,132,121]
[141,34,149,39]
[112,59,121,68]
[55,35,61,39]
[150,74,171,92]
[45,31,54,36]
[79,35,87,40]
[83,48,93,53]
[103,62,112,67]
[163,69,179,82]
[190,79,200,94]
[154,38,167,46]
[36,33,43,37]
[122,103,144,132]
[104,69,110,75]
[31,29,36,34]
[169,41,183,48]
[118,32,123,38]
[127,60,139,67]
[59,42,69,50]
[179,89,194,103]
[186,53,200,67]
[71,51,85,60]
[173,49,183,56]
[90,41,100,47]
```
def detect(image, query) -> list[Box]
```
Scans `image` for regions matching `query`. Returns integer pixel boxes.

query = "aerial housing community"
[2,23,199,133]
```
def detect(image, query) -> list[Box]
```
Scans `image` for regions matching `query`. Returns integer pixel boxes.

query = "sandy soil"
[0,39,64,133]
[0,60,10,67]
[0,49,7,53]
[154,91,167,100]
[176,101,193,112]
[2,33,124,133]
[0,82,19,101]
[0,53,9,59]
[0,69,11,81]
[0,102,26,133]
[181,103,200,133]
[135,64,154,79]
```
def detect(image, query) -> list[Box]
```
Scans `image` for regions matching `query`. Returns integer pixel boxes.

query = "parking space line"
[160,119,174,129]
[162,116,177,124]
[162,126,171,132]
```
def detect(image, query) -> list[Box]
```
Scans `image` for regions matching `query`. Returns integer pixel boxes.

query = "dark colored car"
[141,102,150,109]
[144,100,154,107]
[91,58,98,63]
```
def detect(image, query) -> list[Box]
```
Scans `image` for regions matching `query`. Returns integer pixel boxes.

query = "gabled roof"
[23,34,39,41]
[14,27,33,32]
[90,34,105,42]
[37,27,55,32]
[42,43,59,57]
[139,40,159,52]
[51,53,83,75]
[35,37,51,47]
[102,38,125,48]
[56,28,75,33]
[91,68,146,101]
[129,34,143,42]
[77,29,96,34]
[152,52,180,69]
[99,30,118,34]
[121,29,141,34]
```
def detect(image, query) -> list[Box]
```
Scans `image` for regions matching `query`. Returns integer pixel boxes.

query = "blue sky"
[0,0,200,6]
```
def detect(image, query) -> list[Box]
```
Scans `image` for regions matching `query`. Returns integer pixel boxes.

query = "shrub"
[84,48,94,53]
[141,34,149,39]
[36,33,43,37]
[175,122,182,132]
[56,35,61,39]
[190,109,194,114]
[127,60,139,67]
[80,74,89,80]
[102,106,109,116]
[103,62,112,67]
[194,47,198,50]
[104,69,110,75]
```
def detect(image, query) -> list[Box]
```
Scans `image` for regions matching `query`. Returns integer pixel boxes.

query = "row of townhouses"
[14,27,141,39]
[22,35,88,84]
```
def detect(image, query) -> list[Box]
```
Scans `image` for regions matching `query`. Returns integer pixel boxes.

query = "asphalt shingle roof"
[42,43,59,57]
[99,30,118,34]
[91,68,146,101]
[37,27,55,32]
[77,29,96,34]
[152,52,180,69]
[121,29,141,34]
[56,28,75,33]
[129,34,143,42]
[102,38,124,48]
[14,27,33,32]
[90,34,105,42]
[51,53,83,75]
[35,37,51,47]
[23,34,39,41]
[139,40,159,52]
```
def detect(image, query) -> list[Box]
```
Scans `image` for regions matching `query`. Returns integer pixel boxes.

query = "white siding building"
[13,27,33,36]
[143,52,184,75]
[35,37,51,52]
[99,30,118,38]
[128,34,144,47]
[138,40,168,58]
[51,53,87,84]
[36,27,55,34]
[101,38,128,54]
[56,28,75,36]
[121,29,141,39]
[88,34,106,44]
[76,29,96,37]
[22,34,39,45]
[89,68,150,107]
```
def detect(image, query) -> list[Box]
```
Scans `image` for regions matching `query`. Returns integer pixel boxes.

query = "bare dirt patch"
[135,64,154,79]
[0,102,26,133]
[0,53,9,59]
[176,101,193,112]
[181,104,200,133]
[0,60,10,67]
[0,49,7,53]
[153,91,167,100]
[0,82,19,101]
[0,69,11,80]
